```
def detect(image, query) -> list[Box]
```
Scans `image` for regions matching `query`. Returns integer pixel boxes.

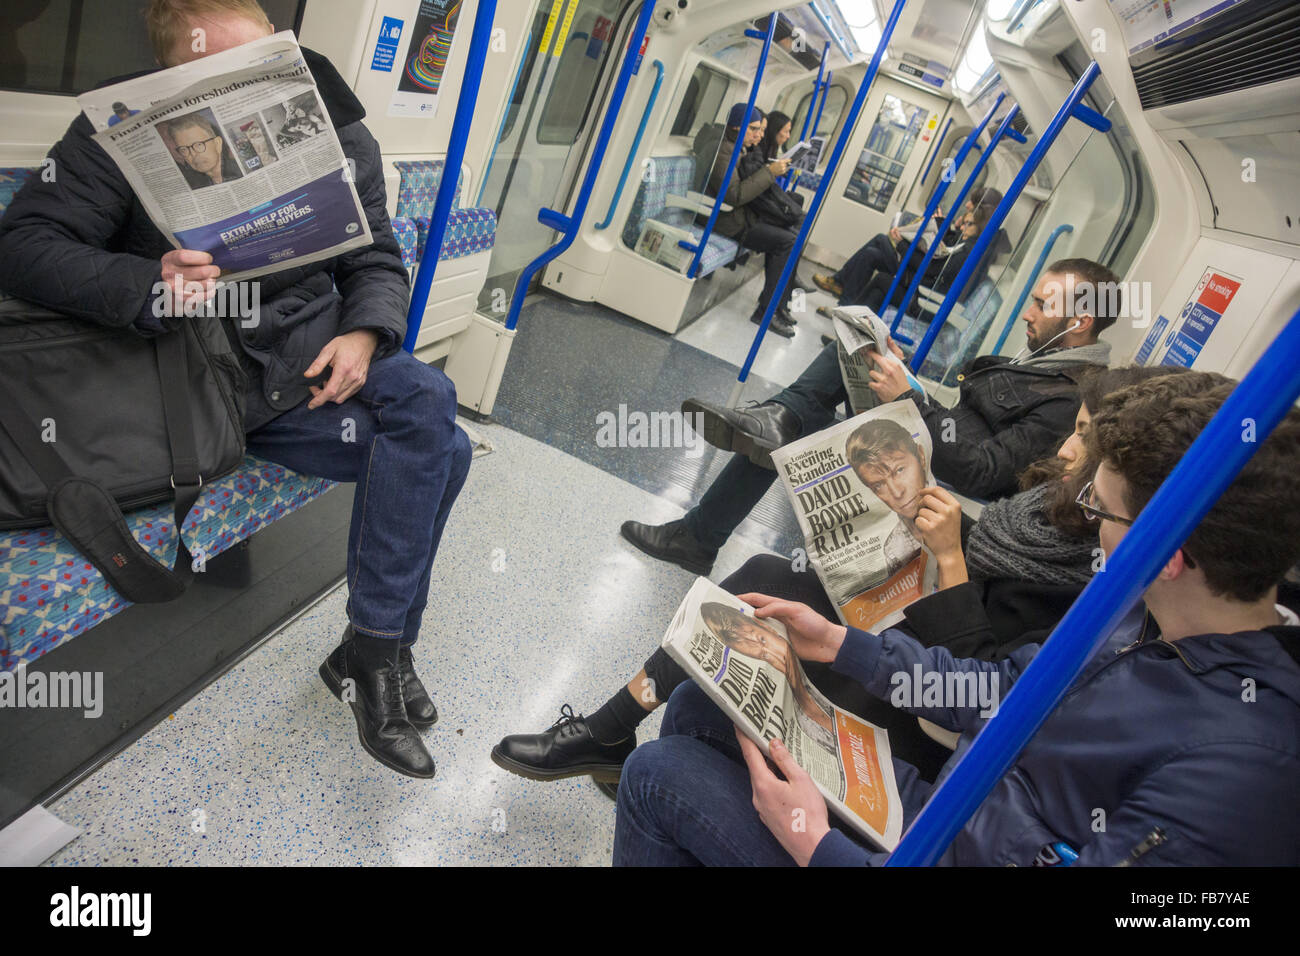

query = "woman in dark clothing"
[492,366,1187,788]
[758,110,794,162]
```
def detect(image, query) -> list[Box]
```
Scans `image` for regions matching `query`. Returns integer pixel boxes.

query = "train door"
[476,0,637,305]
[806,75,949,262]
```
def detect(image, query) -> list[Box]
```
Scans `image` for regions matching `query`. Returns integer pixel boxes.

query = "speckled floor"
[45,422,778,866]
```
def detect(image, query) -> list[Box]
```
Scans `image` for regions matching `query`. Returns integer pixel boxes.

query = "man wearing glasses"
[613,370,1300,866]
[165,113,244,189]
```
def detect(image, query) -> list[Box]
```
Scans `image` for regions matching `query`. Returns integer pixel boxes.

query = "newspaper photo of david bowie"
[699,602,838,755]
[844,416,929,582]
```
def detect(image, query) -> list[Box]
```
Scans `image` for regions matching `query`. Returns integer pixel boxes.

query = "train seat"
[387,159,497,360]
[0,457,334,672]
[885,276,1004,385]
[620,155,739,277]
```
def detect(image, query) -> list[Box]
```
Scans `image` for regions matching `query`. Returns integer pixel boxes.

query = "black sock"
[585,686,650,745]
[351,630,401,669]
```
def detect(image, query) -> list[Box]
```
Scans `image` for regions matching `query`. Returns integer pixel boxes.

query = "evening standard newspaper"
[771,401,939,633]
[77,31,371,281]
[831,305,925,415]
[661,577,903,850]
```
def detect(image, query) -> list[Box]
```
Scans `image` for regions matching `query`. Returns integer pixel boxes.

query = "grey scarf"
[1017,340,1112,371]
[965,482,1096,586]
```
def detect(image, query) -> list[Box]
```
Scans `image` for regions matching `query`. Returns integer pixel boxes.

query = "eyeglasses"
[176,137,219,157]
[1075,479,1133,526]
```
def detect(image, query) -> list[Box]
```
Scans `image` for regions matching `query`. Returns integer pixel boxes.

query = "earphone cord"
[1009,321,1082,364]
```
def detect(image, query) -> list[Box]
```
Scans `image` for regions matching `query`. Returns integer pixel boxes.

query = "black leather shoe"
[595,780,619,802]
[619,518,717,575]
[492,705,634,784]
[319,637,436,778]
[779,305,799,326]
[680,398,801,470]
[751,308,795,338]
[399,646,438,728]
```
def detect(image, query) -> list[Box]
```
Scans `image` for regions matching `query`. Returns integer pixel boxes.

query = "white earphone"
[1010,319,1085,364]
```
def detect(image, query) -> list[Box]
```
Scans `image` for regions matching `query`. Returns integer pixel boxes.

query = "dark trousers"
[737,221,797,313]
[835,233,899,306]
[682,342,844,550]
[247,350,472,646]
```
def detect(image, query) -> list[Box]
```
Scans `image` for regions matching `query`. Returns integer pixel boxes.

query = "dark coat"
[705,132,787,238]
[0,49,409,432]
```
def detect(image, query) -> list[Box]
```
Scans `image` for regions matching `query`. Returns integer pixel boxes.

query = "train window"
[842,93,928,211]
[0,0,305,95]
[669,63,730,139]
[498,6,554,142]
[790,85,847,140]
[538,2,630,144]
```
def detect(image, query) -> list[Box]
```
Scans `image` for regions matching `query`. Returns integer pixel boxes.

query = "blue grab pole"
[679,19,777,279]
[919,116,953,186]
[908,61,1111,370]
[799,44,829,142]
[810,69,833,140]
[878,93,1004,319]
[736,0,909,386]
[404,0,498,353]
[886,304,1300,866]
[991,222,1074,354]
[890,104,1023,339]
[504,0,657,330]
[596,58,664,230]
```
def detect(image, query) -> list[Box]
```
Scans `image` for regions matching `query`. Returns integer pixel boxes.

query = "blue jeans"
[682,343,845,550]
[246,349,472,646]
[613,681,800,866]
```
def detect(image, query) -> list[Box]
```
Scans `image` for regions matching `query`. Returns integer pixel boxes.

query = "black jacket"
[705,132,800,237]
[0,49,409,432]
[909,347,1110,500]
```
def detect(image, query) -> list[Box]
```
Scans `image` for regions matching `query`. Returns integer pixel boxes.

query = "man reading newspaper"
[0,0,471,779]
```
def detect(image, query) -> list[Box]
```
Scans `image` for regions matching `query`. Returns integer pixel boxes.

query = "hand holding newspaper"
[771,399,940,634]
[661,577,903,850]
[78,32,372,281]
[830,305,925,415]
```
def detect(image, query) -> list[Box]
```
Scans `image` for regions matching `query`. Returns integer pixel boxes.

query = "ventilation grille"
[1132,0,1300,109]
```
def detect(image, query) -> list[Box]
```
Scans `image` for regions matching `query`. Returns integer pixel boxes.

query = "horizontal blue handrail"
[919,116,953,186]
[890,104,1021,343]
[737,0,909,385]
[404,0,497,352]
[886,304,1300,865]
[908,62,1111,371]
[596,58,664,230]
[991,222,1074,355]
[679,20,776,279]
[503,0,657,331]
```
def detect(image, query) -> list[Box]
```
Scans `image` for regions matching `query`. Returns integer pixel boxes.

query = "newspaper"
[771,400,940,634]
[830,305,925,415]
[661,577,903,850]
[77,31,372,281]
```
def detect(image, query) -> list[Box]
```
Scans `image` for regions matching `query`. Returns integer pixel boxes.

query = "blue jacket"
[812,605,1300,866]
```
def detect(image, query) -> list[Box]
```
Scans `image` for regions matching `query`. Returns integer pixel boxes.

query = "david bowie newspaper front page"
[661,578,903,850]
[772,400,940,634]
[78,31,371,281]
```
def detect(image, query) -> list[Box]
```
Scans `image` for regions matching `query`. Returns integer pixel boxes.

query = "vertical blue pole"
[680,18,777,280]
[810,69,833,141]
[877,93,1003,318]
[798,43,829,142]
[890,104,1022,337]
[736,0,909,386]
[908,62,1110,371]
[404,0,498,353]
[886,305,1300,866]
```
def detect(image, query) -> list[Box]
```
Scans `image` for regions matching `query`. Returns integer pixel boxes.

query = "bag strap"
[0,328,204,603]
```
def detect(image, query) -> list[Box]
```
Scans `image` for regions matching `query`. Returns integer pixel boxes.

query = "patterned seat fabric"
[1,456,335,671]
[0,167,37,215]
[793,169,823,192]
[886,278,1004,386]
[620,155,738,277]
[391,159,496,267]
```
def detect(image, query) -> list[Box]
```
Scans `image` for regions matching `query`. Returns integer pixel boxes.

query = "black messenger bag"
[0,296,247,603]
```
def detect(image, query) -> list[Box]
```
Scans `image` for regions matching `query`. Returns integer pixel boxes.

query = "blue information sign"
[370,16,404,72]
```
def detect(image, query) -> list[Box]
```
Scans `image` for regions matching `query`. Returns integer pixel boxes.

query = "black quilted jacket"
[0,49,410,431]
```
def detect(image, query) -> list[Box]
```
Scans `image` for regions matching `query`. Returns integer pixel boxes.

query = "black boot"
[399,646,438,728]
[491,705,634,784]
[679,398,801,470]
[619,518,718,575]
[319,634,435,779]
[751,306,795,338]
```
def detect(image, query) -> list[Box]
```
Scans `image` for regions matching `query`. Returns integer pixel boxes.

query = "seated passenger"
[491,366,1171,789]
[812,186,1002,304]
[0,0,472,779]
[614,371,1300,865]
[704,103,803,338]
[620,258,1118,575]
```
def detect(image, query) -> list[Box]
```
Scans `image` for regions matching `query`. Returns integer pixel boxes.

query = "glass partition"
[842,93,928,211]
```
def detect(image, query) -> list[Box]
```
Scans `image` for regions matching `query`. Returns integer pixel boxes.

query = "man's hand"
[739,593,846,663]
[866,348,914,403]
[914,486,965,561]
[888,226,902,242]
[736,729,831,866]
[159,249,219,316]
[767,157,791,176]
[304,329,380,409]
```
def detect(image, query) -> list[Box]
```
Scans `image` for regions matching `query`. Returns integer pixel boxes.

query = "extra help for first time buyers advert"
[78,31,371,282]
